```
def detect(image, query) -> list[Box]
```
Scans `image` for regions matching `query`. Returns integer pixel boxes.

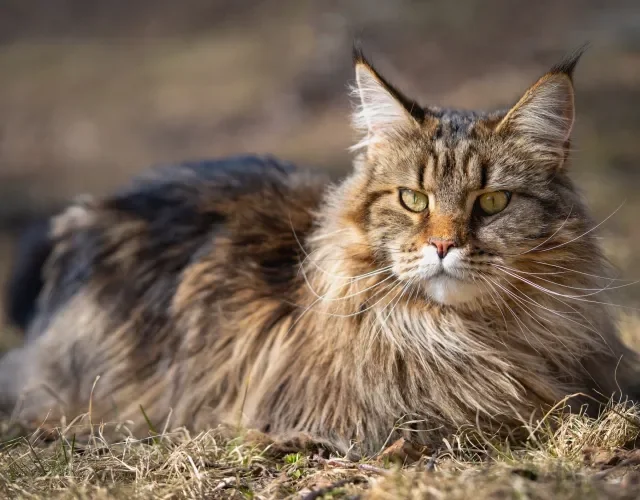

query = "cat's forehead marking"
[423,132,486,204]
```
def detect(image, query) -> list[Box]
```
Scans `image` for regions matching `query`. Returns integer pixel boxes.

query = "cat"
[1,46,638,456]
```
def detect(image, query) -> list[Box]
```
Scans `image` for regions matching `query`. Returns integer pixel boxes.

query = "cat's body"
[2,48,639,456]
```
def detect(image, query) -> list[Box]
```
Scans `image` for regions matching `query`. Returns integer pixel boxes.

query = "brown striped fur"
[1,48,639,456]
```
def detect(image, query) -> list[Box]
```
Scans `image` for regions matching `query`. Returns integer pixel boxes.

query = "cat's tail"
[4,218,52,332]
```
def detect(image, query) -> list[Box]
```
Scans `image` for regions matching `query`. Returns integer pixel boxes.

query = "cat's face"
[349,49,594,306]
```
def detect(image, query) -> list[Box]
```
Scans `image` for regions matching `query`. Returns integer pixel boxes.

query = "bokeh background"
[1,0,639,340]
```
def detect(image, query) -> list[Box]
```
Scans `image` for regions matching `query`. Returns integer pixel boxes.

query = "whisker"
[533,201,625,254]
[371,276,417,348]
[307,272,397,302]
[299,246,394,282]
[290,213,395,282]
[320,279,402,319]
[492,264,636,297]
[492,266,640,311]
[500,279,611,349]
[529,260,636,283]
[476,276,510,340]
[512,204,574,256]
[298,250,390,298]
[283,277,399,320]
[481,275,541,353]
[363,281,408,350]
[486,276,585,365]
[306,228,350,242]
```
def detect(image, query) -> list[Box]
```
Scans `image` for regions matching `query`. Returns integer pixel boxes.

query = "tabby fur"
[1,47,638,456]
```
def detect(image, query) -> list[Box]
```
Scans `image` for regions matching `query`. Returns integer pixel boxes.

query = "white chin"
[423,276,482,306]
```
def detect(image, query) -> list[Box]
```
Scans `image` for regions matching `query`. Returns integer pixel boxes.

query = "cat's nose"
[429,238,456,259]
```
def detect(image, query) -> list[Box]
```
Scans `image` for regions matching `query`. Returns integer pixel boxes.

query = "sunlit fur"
[1,49,639,457]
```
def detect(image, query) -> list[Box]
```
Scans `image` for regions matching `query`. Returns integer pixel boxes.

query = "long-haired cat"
[1,46,638,455]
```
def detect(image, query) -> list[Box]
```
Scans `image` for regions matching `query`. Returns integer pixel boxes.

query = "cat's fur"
[2,48,639,456]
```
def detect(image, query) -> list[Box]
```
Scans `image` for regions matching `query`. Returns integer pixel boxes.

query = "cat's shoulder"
[106,154,302,213]
[124,154,300,192]
[53,155,320,230]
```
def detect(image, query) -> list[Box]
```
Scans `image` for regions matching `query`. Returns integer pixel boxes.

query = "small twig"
[212,477,236,492]
[357,463,391,475]
[302,476,368,500]
[313,455,392,476]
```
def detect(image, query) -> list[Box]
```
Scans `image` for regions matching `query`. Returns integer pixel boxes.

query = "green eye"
[478,191,511,215]
[399,189,429,213]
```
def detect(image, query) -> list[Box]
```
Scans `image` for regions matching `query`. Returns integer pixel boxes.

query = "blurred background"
[0,0,639,339]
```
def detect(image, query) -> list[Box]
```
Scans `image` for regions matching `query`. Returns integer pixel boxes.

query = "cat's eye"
[399,189,429,213]
[477,191,511,215]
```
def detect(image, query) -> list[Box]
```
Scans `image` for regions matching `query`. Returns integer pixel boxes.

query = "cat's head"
[342,46,599,307]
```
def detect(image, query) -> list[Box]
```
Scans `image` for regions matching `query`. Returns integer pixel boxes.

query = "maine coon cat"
[1,46,638,455]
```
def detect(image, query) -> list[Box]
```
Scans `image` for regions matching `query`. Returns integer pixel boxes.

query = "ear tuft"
[352,39,366,66]
[548,42,589,80]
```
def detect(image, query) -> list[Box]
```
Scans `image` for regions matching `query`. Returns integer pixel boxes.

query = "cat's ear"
[351,46,423,151]
[495,46,586,164]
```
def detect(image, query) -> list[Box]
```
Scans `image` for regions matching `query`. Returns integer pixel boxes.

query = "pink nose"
[430,238,456,259]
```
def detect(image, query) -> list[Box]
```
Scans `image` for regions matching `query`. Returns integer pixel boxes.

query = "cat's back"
[14,155,329,338]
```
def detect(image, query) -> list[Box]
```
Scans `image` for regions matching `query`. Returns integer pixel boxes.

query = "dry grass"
[2,399,640,499]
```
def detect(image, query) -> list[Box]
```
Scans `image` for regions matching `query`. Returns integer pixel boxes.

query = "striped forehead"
[421,109,487,190]
[423,139,485,194]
